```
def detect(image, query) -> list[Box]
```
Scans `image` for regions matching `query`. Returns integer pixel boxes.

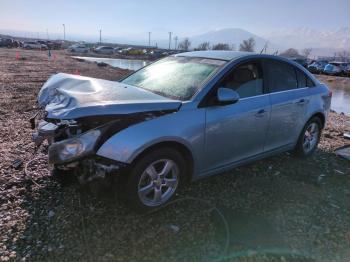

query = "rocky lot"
[0,48,350,262]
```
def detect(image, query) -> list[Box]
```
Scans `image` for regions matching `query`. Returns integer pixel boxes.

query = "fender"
[96,107,206,175]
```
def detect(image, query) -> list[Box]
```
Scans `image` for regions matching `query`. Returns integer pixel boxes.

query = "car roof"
[175,50,320,84]
[175,51,253,61]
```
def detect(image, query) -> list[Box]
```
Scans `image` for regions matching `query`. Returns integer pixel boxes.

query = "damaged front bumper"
[32,120,59,146]
[31,118,127,185]
[56,156,127,186]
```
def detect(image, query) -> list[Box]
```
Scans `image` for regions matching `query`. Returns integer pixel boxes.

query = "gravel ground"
[0,48,350,262]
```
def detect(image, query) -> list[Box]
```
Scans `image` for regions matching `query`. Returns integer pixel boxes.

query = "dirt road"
[0,48,350,261]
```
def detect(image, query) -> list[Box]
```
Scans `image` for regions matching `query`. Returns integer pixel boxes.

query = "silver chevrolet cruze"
[34,51,332,211]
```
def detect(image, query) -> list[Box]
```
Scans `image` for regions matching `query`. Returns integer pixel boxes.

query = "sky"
[0,0,349,42]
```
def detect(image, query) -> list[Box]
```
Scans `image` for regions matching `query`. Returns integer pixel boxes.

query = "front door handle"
[255,109,266,118]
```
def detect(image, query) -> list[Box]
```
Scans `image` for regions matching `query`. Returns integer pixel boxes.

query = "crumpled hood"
[38,73,182,119]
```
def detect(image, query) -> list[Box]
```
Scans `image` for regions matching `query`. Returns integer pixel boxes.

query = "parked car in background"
[23,41,47,50]
[68,44,89,53]
[94,46,115,54]
[34,51,332,211]
[290,58,308,68]
[47,41,62,50]
[118,47,133,54]
[0,38,18,48]
[14,40,22,48]
[345,64,350,76]
[307,60,328,74]
[324,62,349,76]
[113,47,122,52]
[36,40,61,50]
[149,50,166,58]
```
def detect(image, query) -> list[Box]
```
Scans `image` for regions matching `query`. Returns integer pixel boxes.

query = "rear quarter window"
[306,76,315,87]
[296,69,307,88]
[296,69,315,88]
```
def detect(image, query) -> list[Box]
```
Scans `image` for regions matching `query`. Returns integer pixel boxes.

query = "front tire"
[294,117,322,157]
[124,147,187,212]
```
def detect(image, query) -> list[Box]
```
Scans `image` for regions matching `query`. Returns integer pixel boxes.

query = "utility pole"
[62,24,66,41]
[168,32,172,50]
[99,29,102,44]
[46,29,49,40]
[174,36,178,50]
[148,32,151,47]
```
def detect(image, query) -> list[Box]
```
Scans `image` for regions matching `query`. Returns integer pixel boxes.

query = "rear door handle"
[255,109,266,118]
[295,99,309,105]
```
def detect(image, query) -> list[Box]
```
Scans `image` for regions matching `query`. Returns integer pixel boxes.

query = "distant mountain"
[187,28,273,52]
[264,27,350,52]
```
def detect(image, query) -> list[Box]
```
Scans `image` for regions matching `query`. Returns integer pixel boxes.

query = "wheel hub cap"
[138,159,179,207]
[303,123,319,153]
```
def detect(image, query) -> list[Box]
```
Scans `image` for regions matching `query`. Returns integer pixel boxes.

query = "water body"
[73,56,350,115]
[329,87,350,115]
[73,56,149,71]
[317,75,350,115]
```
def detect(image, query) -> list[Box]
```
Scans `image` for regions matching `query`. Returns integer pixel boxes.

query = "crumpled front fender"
[96,108,205,174]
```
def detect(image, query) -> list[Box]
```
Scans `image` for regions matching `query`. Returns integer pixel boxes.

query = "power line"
[62,24,66,41]
[168,32,172,50]
[174,36,178,50]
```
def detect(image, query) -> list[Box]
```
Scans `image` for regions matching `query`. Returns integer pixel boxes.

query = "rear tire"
[124,147,187,213]
[294,117,322,157]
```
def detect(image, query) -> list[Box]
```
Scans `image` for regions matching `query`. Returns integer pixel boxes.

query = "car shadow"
[13,148,350,261]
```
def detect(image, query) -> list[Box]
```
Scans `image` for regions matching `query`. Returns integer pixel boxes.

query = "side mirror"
[217,87,240,105]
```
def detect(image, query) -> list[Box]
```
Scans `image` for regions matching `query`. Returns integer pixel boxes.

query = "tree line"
[177,38,350,61]
[177,37,256,52]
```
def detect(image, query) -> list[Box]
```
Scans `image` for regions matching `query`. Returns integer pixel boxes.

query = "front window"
[219,61,264,98]
[122,56,225,100]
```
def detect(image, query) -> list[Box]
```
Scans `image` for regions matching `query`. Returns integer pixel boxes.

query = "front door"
[203,60,271,172]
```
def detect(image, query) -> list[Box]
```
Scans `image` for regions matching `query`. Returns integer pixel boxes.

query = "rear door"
[263,60,309,151]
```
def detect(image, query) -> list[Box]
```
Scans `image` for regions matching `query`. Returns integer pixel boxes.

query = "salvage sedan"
[33,51,332,211]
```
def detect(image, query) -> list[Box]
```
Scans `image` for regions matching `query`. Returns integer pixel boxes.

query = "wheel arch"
[130,140,195,181]
[309,111,325,128]
[295,111,326,147]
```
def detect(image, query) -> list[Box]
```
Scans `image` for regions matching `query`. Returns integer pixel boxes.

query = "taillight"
[328,90,332,97]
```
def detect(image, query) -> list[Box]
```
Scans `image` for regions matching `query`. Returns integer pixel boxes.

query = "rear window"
[266,60,297,92]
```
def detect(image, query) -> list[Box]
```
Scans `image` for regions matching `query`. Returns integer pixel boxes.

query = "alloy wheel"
[302,122,319,153]
[137,159,179,207]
